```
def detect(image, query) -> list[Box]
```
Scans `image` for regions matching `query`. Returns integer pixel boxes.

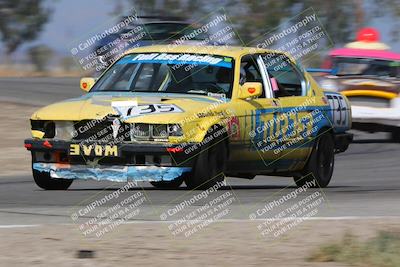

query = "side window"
[262,54,306,97]
[191,66,233,94]
[240,56,263,85]
[240,55,265,97]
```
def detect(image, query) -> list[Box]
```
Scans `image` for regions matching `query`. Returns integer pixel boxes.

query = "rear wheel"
[33,169,73,190]
[150,176,184,189]
[391,128,400,143]
[294,132,334,188]
[185,128,227,190]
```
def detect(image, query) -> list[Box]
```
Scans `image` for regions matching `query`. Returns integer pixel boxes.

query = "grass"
[308,231,400,267]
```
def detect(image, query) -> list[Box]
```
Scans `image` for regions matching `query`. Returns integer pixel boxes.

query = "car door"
[227,54,282,173]
[260,53,318,172]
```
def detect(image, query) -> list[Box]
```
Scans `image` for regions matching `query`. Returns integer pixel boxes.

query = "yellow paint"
[105,145,118,156]
[342,90,398,99]
[32,130,45,139]
[30,44,342,168]
[69,144,80,155]
[80,77,96,92]
[69,144,118,157]
[82,145,93,155]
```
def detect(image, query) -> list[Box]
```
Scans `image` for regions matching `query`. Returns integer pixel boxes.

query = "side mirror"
[238,82,263,99]
[80,77,96,92]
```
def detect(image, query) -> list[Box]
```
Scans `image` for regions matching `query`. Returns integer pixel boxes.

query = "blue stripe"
[306,68,332,73]
[83,92,223,103]
[117,58,232,68]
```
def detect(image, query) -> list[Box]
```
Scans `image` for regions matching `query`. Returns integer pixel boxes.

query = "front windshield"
[333,57,399,77]
[92,53,234,97]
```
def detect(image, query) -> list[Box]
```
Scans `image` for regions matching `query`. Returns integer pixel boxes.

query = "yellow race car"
[24,45,353,190]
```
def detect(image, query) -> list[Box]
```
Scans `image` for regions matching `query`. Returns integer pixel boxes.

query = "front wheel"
[391,128,400,143]
[185,129,227,190]
[294,132,335,188]
[33,169,73,190]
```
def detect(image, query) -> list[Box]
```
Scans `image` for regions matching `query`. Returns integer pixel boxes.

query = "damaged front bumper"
[33,163,191,182]
[25,139,197,182]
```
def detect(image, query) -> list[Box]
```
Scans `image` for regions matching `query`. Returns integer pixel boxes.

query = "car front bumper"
[24,139,198,182]
[32,162,191,182]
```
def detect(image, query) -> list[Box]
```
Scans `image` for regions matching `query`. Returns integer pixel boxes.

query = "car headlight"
[55,121,75,140]
[168,124,183,137]
[320,79,338,91]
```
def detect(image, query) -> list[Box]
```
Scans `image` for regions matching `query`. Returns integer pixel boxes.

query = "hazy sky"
[12,0,400,60]
[33,0,113,54]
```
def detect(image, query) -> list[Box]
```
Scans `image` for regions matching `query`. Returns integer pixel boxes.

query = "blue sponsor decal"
[252,105,331,149]
[117,53,233,68]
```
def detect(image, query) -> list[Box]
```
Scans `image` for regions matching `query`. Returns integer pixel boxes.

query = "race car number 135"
[113,103,183,119]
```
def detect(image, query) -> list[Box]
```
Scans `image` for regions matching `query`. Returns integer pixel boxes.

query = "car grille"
[132,123,150,139]
[73,119,169,142]
[131,123,168,141]
[73,119,131,142]
[152,124,168,138]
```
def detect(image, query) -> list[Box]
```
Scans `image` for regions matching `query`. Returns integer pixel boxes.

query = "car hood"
[31,92,226,123]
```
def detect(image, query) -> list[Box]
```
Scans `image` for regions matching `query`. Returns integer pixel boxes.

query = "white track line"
[0,224,41,229]
[1,216,400,229]
[123,216,400,224]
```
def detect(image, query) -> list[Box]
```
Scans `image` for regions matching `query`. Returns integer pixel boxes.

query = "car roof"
[329,48,400,61]
[124,45,284,58]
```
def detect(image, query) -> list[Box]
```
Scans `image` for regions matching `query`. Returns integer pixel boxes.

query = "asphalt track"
[0,78,399,226]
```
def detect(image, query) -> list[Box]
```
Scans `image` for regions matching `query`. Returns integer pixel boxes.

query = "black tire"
[150,176,184,189]
[185,128,227,190]
[391,129,400,143]
[294,132,335,188]
[33,169,73,190]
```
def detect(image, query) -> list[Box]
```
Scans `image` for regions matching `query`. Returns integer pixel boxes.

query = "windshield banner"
[117,53,233,68]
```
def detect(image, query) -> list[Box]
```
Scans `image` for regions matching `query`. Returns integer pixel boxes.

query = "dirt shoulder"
[0,219,399,267]
[0,102,37,176]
